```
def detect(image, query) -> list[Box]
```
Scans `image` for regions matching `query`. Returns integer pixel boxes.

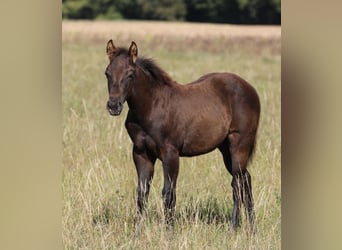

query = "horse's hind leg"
[219,140,237,224]
[243,169,255,231]
[220,133,255,231]
[219,140,242,229]
[230,132,256,231]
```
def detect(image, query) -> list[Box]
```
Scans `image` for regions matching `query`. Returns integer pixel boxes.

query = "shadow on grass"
[92,198,135,226]
[92,196,232,226]
[176,196,232,225]
[92,201,114,225]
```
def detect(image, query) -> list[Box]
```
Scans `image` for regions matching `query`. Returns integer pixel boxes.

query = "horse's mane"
[136,57,174,86]
[114,47,173,86]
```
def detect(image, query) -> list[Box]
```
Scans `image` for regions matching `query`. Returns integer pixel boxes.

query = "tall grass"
[63,22,280,249]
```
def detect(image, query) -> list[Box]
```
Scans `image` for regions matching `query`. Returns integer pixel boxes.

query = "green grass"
[63,27,280,249]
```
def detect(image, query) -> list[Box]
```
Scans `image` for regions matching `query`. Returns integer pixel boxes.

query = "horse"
[104,40,260,231]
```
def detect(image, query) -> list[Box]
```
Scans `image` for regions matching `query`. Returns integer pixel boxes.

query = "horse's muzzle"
[106,100,123,116]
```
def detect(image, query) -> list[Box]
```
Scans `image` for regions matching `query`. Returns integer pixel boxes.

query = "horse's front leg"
[133,146,156,217]
[160,145,179,228]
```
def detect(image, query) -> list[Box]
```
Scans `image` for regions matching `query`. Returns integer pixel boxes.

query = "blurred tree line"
[62,0,280,24]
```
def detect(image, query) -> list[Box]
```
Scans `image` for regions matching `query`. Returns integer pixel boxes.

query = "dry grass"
[62,20,280,39]
[63,21,280,249]
[62,20,281,55]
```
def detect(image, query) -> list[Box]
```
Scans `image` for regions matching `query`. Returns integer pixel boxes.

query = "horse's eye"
[127,73,134,80]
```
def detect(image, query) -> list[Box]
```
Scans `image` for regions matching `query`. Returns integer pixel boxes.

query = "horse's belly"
[174,93,231,156]
[180,124,228,156]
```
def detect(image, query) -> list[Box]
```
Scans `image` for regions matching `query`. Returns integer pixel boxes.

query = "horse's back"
[198,72,260,158]
[175,72,259,156]
[187,72,259,114]
[186,72,260,134]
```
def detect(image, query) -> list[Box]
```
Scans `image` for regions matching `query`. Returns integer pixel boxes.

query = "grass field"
[62,21,280,249]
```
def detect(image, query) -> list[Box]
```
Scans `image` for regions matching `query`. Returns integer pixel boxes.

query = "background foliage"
[62,0,281,24]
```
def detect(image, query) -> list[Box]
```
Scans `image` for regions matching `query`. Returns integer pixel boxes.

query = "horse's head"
[105,40,138,116]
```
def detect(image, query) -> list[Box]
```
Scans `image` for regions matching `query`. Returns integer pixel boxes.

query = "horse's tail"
[248,107,260,163]
[249,90,260,163]
[248,134,258,162]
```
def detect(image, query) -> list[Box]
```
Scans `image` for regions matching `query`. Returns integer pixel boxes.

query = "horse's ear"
[106,39,116,61]
[128,41,138,64]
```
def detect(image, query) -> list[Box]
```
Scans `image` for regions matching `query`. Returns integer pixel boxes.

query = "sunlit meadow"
[62,21,280,249]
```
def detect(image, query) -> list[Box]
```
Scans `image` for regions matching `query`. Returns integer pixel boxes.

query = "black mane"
[114,47,173,85]
[136,57,174,85]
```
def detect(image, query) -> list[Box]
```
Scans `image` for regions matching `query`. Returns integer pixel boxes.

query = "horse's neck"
[127,69,155,118]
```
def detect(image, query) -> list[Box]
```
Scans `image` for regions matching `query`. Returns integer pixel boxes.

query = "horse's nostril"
[106,101,111,108]
[107,100,114,110]
[106,99,123,115]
